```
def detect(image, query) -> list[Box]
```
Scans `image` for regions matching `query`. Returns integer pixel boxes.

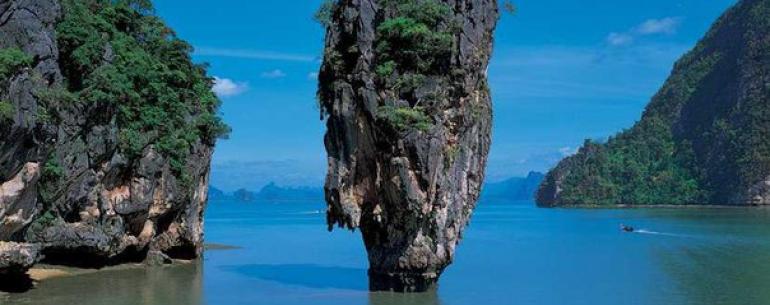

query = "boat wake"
[297,210,325,215]
[633,229,685,237]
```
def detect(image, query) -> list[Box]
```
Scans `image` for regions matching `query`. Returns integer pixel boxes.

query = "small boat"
[620,224,635,232]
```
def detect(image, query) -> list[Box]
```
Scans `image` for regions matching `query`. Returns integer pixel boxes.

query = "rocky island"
[318,0,498,292]
[537,0,770,207]
[0,0,227,277]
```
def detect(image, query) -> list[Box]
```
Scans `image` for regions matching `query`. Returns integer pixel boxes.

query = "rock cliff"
[537,0,770,206]
[318,0,498,292]
[0,0,226,275]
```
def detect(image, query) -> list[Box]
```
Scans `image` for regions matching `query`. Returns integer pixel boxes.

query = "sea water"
[5,200,770,305]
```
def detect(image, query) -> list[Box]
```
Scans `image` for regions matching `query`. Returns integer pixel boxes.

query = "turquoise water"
[6,200,770,305]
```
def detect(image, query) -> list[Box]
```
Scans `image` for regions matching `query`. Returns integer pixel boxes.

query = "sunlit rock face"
[0,242,40,275]
[318,0,498,292]
[0,0,216,273]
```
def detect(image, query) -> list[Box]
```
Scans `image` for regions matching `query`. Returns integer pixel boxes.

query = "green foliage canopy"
[375,0,453,78]
[56,0,229,179]
[0,100,14,122]
[376,105,432,133]
[314,0,337,29]
[372,0,455,133]
[547,46,725,205]
[0,47,32,80]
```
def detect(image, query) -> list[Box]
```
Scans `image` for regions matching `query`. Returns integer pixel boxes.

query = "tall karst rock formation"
[0,0,227,275]
[318,0,498,292]
[537,0,770,207]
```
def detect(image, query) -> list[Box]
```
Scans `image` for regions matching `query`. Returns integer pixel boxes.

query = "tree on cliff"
[56,0,229,181]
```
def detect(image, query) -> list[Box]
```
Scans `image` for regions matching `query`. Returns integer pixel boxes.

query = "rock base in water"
[368,270,439,293]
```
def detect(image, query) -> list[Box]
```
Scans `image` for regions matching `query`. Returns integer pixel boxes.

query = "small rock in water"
[145,251,173,266]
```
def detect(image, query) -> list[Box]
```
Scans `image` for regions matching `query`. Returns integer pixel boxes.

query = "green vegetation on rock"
[376,105,432,132]
[555,126,707,206]
[24,210,59,239]
[0,47,32,80]
[550,53,723,206]
[375,0,453,80]
[55,0,229,178]
[39,155,65,203]
[0,100,14,121]
[314,0,337,29]
[372,0,455,132]
[502,1,518,15]
[41,156,64,180]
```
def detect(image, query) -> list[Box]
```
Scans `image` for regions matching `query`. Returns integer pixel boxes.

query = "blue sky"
[154,0,736,191]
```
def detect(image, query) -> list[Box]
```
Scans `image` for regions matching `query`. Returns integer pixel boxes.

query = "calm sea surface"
[5,199,770,305]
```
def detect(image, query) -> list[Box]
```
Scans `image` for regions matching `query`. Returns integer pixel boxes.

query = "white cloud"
[212,76,248,97]
[559,146,578,157]
[196,47,315,62]
[606,32,634,46]
[261,69,287,79]
[606,17,682,47]
[636,17,681,35]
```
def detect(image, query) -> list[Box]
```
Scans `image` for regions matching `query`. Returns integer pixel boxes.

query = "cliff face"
[0,0,225,274]
[318,0,498,292]
[537,0,770,207]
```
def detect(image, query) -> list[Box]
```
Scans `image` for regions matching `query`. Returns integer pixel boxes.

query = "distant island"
[482,172,545,201]
[209,182,324,202]
[212,172,544,203]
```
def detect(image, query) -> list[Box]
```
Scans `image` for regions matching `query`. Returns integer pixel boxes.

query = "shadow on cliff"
[221,264,369,290]
[0,272,34,293]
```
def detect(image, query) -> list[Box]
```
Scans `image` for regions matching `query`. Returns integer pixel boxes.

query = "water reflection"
[219,263,444,305]
[646,208,770,305]
[0,272,34,293]
[2,263,203,305]
[221,264,368,290]
[369,289,442,305]
[7,203,770,305]
[657,242,770,305]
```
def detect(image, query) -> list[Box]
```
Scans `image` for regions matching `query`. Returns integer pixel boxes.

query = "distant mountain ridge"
[213,172,544,203]
[483,172,545,201]
[209,183,324,202]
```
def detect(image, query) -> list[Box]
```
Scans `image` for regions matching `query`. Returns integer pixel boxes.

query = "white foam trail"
[296,210,325,215]
[633,229,684,237]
